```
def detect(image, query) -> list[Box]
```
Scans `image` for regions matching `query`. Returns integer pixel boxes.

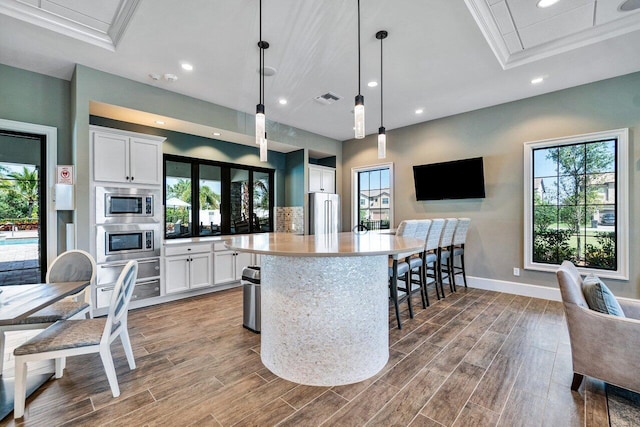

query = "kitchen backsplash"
[276,207,304,233]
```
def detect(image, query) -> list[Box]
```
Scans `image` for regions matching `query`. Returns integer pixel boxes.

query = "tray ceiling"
[465,0,640,68]
[0,0,139,50]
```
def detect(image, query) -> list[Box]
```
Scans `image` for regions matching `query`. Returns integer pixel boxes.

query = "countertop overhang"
[224,232,424,257]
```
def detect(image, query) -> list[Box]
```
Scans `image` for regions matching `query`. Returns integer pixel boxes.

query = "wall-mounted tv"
[413,157,486,201]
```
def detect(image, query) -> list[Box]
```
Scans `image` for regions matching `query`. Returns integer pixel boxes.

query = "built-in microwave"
[96,224,160,263]
[96,187,160,223]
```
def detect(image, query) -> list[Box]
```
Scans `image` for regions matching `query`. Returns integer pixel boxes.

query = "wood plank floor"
[1,285,610,426]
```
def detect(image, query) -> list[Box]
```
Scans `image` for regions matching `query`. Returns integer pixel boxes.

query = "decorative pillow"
[582,273,625,317]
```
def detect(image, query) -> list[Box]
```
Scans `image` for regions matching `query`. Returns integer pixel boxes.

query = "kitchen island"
[225,232,424,386]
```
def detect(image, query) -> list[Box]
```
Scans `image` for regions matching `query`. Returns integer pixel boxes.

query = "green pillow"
[582,274,625,317]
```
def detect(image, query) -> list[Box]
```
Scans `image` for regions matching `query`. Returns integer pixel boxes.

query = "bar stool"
[451,218,471,291]
[438,218,458,294]
[422,218,445,300]
[406,219,432,309]
[389,220,418,329]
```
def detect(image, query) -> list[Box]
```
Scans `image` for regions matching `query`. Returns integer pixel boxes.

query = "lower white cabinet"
[165,243,213,294]
[213,242,253,284]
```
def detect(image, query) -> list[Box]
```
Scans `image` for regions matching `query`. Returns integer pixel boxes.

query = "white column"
[260,254,388,386]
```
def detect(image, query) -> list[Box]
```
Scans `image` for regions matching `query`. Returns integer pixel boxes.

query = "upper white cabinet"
[91,126,165,185]
[309,165,336,193]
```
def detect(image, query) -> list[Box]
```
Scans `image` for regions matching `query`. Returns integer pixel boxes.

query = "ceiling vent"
[314,92,342,105]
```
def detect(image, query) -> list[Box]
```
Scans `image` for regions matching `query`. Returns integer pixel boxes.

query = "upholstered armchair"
[556,261,640,393]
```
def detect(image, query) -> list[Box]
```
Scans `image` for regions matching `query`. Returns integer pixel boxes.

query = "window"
[524,129,628,279]
[351,163,393,231]
[164,155,274,238]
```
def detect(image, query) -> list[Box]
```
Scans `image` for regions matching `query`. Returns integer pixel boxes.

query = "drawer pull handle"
[101,259,158,268]
[136,280,160,286]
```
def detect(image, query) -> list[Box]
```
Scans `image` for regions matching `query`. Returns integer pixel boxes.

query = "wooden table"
[0,281,90,420]
[226,232,424,386]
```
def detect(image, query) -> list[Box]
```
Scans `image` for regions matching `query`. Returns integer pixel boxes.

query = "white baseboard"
[466,276,561,301]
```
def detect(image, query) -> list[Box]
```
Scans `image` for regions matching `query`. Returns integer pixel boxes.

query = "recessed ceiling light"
[537,0,559,8]
[155,120,165,125]
[415,109,424,114]
[531,77,544,84]
[213,132,221,136]
[181,63,193,71]
[367,81,378,87]
[278,98,287,105]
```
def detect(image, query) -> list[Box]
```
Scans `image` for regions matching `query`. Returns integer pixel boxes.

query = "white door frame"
[0,118,58,267]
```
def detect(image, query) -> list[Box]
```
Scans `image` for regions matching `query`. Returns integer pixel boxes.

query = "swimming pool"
[0,238,39,246]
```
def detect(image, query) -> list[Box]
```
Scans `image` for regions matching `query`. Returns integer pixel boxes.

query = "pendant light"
[354,0,365,139]
[376,30,387,159]
[256,0,269,161]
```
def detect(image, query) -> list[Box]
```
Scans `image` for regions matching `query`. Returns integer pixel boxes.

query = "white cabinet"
[213,242,253,284]
[165,243,213,294]
[309,165,336,193]
[91,126,165,185]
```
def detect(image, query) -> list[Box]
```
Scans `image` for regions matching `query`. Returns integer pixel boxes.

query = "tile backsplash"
[276,207,304,233]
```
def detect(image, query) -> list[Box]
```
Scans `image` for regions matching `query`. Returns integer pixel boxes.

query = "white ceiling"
[1,0,640,144]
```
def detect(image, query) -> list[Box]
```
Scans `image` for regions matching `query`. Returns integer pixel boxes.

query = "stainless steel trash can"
[242,266,261,333]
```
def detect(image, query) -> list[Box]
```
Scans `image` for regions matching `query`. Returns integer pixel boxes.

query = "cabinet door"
[234,252,254,281]
[93,132,129,183]
[214,250,236,284]
[190,252,212,289]
[321,169,336,193]
[309,167,323,192]
[165,256,190,294]
[130,138,161,185]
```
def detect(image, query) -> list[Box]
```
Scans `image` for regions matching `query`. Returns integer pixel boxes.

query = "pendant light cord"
[259,0,263,106]
[380,35,383,126]
[357,0,361,96]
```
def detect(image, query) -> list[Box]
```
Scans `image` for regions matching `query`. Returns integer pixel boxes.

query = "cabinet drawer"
[132,279,161,301]
[96,279,161,308]
[165,243,212,257]
[97,258,160,285]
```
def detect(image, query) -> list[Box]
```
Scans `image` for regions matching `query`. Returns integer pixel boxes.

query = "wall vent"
[314,92,342,105]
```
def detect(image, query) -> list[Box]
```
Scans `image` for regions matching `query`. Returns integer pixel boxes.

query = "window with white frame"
[523,129,628,279]
[352,163,393,231]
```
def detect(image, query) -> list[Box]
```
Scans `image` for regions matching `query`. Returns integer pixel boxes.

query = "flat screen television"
[413,157,486,200]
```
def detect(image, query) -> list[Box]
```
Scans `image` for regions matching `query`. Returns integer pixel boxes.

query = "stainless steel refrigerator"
[309,193,340,234]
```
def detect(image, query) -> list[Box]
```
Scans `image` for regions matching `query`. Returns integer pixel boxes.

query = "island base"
[260,254,388,386]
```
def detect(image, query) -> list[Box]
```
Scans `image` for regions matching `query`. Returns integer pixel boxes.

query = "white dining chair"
[0,250,95,376]
[13,260,138,419]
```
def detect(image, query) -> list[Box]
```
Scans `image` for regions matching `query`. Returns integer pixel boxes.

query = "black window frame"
[163,154,274,239]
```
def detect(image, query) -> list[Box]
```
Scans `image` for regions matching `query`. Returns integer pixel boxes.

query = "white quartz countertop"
[224,232,423,257]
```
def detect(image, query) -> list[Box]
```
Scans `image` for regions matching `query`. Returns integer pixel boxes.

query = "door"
[234,252,253,280]
[190,252,212,289]
[321,169,336,193]
[309,167,323,192]
[165,256,190,294]
[214,250,236,284]
[93,132,129,183]
[0,130,46,284]
[130,138,161,185]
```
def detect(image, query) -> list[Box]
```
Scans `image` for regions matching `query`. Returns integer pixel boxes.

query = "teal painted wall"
[0,63,72,253]
[285,150,305,206]
[0,64,71,163]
